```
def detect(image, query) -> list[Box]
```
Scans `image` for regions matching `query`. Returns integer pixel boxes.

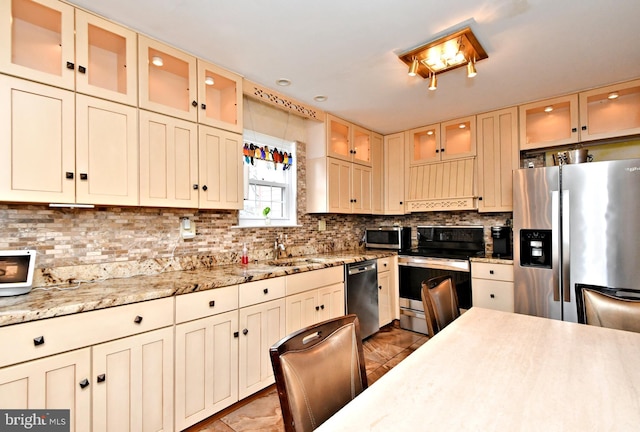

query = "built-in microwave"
[365,227,412,251]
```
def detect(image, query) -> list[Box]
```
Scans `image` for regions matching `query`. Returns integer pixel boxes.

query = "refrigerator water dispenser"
[519,229,552,268]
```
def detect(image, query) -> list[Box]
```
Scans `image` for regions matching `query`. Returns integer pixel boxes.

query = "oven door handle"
[398,260,470,272]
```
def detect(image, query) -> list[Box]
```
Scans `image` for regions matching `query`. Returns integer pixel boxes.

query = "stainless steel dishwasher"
[345,260,379,339]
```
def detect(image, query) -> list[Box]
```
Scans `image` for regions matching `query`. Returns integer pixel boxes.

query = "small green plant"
[262,207,271,217]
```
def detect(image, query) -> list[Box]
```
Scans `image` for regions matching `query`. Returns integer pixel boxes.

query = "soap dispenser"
[241,243,249,265]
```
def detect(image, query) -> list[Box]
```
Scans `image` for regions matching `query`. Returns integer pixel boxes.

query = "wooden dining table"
[317,307,640,431]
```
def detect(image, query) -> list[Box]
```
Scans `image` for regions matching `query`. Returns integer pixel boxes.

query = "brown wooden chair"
[421,275,460,336]
[269,314,368,432]
[582,288,640,333]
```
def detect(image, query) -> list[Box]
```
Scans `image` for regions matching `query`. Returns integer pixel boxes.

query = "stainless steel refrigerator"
[513,158,640,322]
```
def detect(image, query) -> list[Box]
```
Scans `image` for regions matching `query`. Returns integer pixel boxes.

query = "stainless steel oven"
[398,226,484,336]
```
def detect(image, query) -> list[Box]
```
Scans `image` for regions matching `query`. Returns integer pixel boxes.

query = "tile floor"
[185,324,429,432]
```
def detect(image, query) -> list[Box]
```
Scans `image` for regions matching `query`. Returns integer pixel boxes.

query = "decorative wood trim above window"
[243,79,325,121]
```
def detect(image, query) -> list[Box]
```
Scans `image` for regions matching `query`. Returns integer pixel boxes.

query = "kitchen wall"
[0,98,509,287]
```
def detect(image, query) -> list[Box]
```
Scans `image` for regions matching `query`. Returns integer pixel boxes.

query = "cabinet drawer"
[377,257,393,273]
[286,266,344,296]
[472,279,514,313]
[239,277,286,308]
[0,297,174,368]
[471,262,514,282]
[176,285,239,324]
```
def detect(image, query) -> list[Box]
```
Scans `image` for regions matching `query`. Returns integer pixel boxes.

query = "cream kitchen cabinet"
[196,59,243,134]
[138,35,198,122]
[306,157,372,214]
[407,116,476,165]
[383,132,406,214]
[477,107,519,212]
[377,257,393,327]
[307,114,372,166]
[519,94,579,150]
[285,266,345,334]
[139,110,199,208]
[174,285,239,431]
[0,76,138,205]
[0,0,138,105]
[238,278,286,399]
[92,327,174,432]
[371,132,384,214]
[471,261,514,313]
[0,348,91,432]
[198,125,244,210]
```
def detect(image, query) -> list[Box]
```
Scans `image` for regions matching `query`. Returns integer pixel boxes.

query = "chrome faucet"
[274,234,286,259]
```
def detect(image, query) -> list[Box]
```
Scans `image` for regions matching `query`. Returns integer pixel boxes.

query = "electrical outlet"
[180,217,196,239]
[318,220,326,231]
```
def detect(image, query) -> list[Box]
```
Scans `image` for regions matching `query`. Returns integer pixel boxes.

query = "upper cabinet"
[197,59,243,133]
[407,116,476,164]
[519,94,579,150]
[383,132,406,214]
[309,114,372,166]
[578,79,640,142]
[0,0,138,104]
[138,35,198,122]
[520,79,640,150]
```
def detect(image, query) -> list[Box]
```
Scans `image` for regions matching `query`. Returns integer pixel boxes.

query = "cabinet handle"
[320,305,325,310]
[80,173,88,180]
[33,336,45,346]
[242,328,248,335]
[191,100,198,107]
[440,148,445,153]
[79,379,90,389]
[263,288,269,294]
[97,374,106,383]
[399,201,403,205]
[489,270,494,274]
[479,196,483,201]
[490,294,495,299]
[202,185,208,191]
[572,127,578,133]
[315,306,320,311]
[581,125,587,131]
[233,331,239,338]
[435,149,439,153]
[78,65,86,74]
[193,184,198,190]
[134,315,143,324]
[384,263,387,267]
[209,300,215,307]
[201,103,206,110]
[66,61,74,70]
[379,285,382,290]
[66,172,74,179]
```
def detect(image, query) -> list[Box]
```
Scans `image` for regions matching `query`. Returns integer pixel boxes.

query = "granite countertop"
[470,256,514,265]
[0,251,393,327]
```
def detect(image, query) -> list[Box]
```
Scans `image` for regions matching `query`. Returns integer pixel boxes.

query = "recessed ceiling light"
[608,92,620,100]
[459,123,466,129]
[314,95,328,102]
[426,130,434,136]
[276,78,291,86]
[544,106,554,113]
[151,56,163,67]
[204,76,215,86]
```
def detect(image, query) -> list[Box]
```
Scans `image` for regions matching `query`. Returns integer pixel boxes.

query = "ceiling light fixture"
[544,106,554,113]
[608,92,620,100]
[428,73,437,91]
[276,78,291,86]
[398,26,487,91]
[204,76,215,85]
[459,123,466,129]
[314,95,327,102]
[408,58,419,77]
[151,56,164,67]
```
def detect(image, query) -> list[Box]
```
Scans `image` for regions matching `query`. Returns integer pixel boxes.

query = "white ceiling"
[67,0,640,135]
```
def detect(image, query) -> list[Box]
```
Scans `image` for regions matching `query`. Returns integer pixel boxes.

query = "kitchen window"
[238,131,297,227]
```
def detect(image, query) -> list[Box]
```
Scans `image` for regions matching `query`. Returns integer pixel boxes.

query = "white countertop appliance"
[0,250,36,296]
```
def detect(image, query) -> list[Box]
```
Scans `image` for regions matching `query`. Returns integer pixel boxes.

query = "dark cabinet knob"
[192,100,198,107]
[384,263,387,267]
[435,149,439,153]
[66,172,74,179]
[399,201,403,205]
[97,374,106,383]
[479,196,483,201]
[379,285,382,290]
[263,288,268,294]
[582,125,587,131]
[315,306,320,311]
[134,315,143,324]
[78,65,86,74]
[441,148,445,153]
[233,331,239,338]
[202,185,208,191]
[193,184,198,190]
[209,300,215,307]
[572,127,578,133]
[66,61,74,70]
[80,173,88,180]
[33,336,45,346]
[490,294,495,299]
[489,270,494,274]
[201,103,206,110]
[79,379,90,389]
[242,328,248,335]
[320,305,325,310]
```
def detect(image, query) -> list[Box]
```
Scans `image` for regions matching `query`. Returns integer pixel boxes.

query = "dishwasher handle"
[347,262,377,275]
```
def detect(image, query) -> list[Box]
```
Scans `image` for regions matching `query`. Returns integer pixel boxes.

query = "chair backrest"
[583,288,640,333]
[269,314,368,432]
[421,275,460,335]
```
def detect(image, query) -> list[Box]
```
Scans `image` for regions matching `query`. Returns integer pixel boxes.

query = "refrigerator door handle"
[551,190,561,302]
[561,189,571,303]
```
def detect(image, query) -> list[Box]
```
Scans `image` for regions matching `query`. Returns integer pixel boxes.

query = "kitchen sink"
[265,257,331,267]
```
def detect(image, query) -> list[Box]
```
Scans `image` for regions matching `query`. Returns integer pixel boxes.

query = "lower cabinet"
[471,262,514,312]
[377,258,393,327]
[238,298,286,400]
[0,348,91,432]
[175,310,238,430]
[92,326,174,432]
